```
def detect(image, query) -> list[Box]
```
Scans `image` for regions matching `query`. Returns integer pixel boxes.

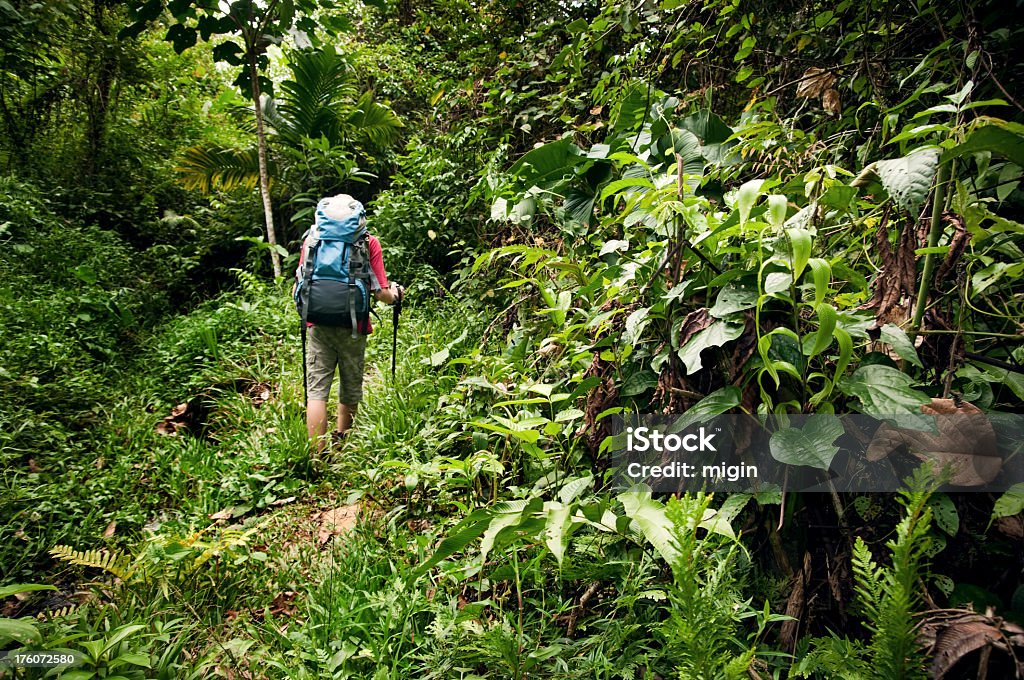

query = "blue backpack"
[294,195,381,337]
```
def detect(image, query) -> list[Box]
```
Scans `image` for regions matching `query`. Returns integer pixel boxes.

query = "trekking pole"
[391,285,403,380]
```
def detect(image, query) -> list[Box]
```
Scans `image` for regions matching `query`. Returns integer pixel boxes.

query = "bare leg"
[307,399,329,451]
[337,403,358,434]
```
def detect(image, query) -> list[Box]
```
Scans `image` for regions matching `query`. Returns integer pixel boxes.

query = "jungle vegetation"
[1,0,1023,678]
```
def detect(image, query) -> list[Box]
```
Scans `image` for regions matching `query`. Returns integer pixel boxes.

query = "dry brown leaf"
[931,620,1003,679]
[866,398,1001,486]
[589,105,603,116]
[270,591,298,618]
[270,496,297,507]
[155,421,178,436]
[995,514,1024,540]
[862,209,918,328]
[677,308,712,348]
[317,504,360,544]
[795,67,836,99]
[209,508,233,521]
[822,88,841,115]
[102,520,117,538]
[408,518,433,532]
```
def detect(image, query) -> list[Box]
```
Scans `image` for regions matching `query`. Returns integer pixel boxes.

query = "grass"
[1,268,796,679]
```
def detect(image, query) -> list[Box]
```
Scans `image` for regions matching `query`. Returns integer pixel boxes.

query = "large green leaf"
[618,491,681,565]
[415,505,504,574]
[802,303,837,358]
[564,188,597,226]
[678,110,733,145]
[679,110,737,164]
[875,146,940,216]
[508,138,584,189]
[686,385,742,416]
[542,501,573,566]
[769,416,844,470]
[839,365,931,415]
[0,617,41,645]
[613,82,653,132]
[346,91,404,149]
[879,324,923,368]
[479,500,534,565]
[943,122,1024,168]
[737,179,765,226]
[993,483,1024,519]
[665,128,705,186]
[677,319,744,375]
[0,583,56,599]
[709,282,758,317]
[668,386,743,432]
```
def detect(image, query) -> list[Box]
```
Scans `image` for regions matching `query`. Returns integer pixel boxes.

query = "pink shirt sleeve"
[360,235,389,335]
[368,235,389,290]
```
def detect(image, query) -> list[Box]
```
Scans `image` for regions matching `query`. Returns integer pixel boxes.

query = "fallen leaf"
[209,508,233,521]
[589,105,603,115]
[929,619,1003,679]
[155,421,177,436]
[270,496,297,507]
[317,504,360,544]
[103,520,117,538]
[270,591,298,618]
[866,398,1001,486]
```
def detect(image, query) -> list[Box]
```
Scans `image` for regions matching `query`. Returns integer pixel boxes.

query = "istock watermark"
[609,412,1024,493]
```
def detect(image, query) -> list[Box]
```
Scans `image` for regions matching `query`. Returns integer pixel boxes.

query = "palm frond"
[346,91,404,150]
[175,145,270,194]
[277,47,357,146]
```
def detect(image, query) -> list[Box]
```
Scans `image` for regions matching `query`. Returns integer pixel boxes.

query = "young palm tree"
[177,47,402,231]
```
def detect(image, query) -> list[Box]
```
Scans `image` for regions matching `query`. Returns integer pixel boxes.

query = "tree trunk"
[249,55,282,278]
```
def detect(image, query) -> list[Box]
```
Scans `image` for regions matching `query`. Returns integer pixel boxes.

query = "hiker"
[294,195,403,451]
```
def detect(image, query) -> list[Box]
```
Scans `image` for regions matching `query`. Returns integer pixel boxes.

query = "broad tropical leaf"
[839,364,931,415]
[875,146,940,216]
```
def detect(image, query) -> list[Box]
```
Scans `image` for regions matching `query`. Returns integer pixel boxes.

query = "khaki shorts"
[305,325,367,404]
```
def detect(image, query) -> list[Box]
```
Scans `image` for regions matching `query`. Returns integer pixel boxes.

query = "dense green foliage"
[2,0,1024,677]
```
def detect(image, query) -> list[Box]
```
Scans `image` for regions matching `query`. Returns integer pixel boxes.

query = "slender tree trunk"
[249,55,282,278]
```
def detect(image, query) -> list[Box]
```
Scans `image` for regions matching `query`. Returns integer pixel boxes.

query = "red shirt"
[363,235,389,334]
[296,234,389,335]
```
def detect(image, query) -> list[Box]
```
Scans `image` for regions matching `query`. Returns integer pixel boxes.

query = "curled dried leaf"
[822,88,842,115]
[866,398,1001,486]
[795,67,836,99]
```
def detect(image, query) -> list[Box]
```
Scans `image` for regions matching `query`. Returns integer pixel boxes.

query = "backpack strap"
[298,226,320,327]
[358,233,382,292]
[298,227,319,404]
[349,283,358,339]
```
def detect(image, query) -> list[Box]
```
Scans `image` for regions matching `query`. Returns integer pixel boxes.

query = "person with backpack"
[293,194,403,452]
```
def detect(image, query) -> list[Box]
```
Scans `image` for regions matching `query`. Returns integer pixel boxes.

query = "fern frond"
[37,604,76,621]
[50,545,135,581]
[192,526,260,569]
[850,537,883,622]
